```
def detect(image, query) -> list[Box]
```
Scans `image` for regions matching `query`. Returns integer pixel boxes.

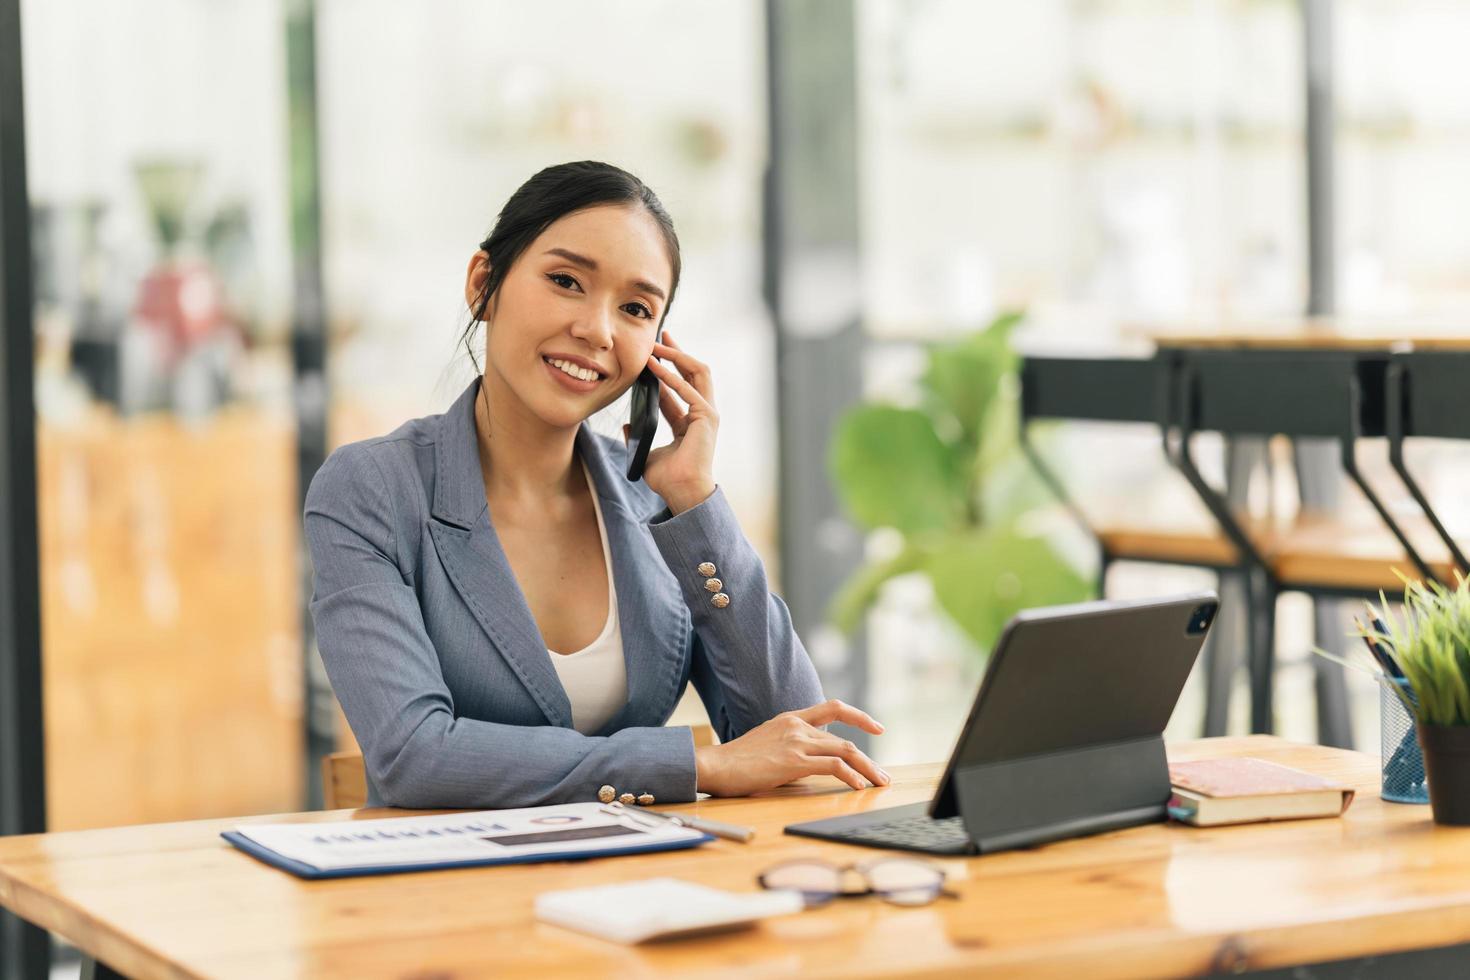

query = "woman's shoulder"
[306,407,444,518]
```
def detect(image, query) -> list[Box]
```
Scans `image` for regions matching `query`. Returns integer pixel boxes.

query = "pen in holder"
[1381,676,1430,804]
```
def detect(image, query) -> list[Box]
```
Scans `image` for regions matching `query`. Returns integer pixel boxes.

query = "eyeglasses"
[757,858,958,908]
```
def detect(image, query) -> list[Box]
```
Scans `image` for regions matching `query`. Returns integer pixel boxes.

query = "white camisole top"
[545,462,628,735]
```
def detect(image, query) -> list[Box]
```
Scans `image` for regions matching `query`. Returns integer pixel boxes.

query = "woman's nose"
[570,304,615,348]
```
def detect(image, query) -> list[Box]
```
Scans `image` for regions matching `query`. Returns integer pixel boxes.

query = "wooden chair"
[1093,514,1458,594]
[322,723,718,809]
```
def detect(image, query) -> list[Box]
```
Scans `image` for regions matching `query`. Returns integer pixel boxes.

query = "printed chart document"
[222,803,711,879]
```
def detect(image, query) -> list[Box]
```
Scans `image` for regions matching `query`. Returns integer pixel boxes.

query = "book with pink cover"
[1166,758,1355,827]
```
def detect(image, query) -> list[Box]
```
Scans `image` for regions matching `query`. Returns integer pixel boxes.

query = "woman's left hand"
[625,329,718,515]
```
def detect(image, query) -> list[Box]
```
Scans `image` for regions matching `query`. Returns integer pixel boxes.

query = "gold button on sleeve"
[704,577,723,593]
[711,593,730,609]
[697,561,717,577]
[597,785,616,804]
[618,792,636,805]
[637,793,655,806]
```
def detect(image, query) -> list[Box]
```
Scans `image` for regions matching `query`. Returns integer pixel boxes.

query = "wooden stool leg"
[1200,570,1245,738]
[1211,434,1270,734]
[1314,655,1354,749]
[1248,571,1278,735]
[1312,597,1355,749]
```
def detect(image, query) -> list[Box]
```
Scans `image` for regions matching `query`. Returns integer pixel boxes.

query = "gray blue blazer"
[304,377,825,809]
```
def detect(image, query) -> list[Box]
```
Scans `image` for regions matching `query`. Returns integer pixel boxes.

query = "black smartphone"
[625,328,662,481]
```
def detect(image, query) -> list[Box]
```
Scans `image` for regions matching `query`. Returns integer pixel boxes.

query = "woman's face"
[467,204,673,431]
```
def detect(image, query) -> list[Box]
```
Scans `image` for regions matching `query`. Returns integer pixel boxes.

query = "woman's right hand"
[693,699,890,797]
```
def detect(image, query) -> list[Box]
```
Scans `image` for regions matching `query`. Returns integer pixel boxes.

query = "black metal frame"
[1163,360,1281,734]
[1340,371,1435,583]
[1017,427,1107,593]
[1018,355,1170,595]
[1166,362,1274,575]
[0,0,49,976]
[1386,352,1470,577]
[1020,345,1452,738]
[1166,347,1457,732]
[1019,354,1253,736]
[1169,351,1440,584]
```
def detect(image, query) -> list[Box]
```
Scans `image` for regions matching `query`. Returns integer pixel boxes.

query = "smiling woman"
[303,161,890,810]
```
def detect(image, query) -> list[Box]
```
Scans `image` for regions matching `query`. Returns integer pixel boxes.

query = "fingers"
[809,755,867,792]
[808,733,890,788]
[657,382,687,435]
[645,355,712,416]
[650,331,716,408]
[793,698,885,735]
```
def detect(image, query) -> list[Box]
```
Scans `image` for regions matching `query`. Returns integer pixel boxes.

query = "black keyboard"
[827,812,972,853]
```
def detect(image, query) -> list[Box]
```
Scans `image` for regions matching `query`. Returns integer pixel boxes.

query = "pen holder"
[1381,677,1429,804]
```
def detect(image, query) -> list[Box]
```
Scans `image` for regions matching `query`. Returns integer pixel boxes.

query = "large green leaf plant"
[828,312,1091,655]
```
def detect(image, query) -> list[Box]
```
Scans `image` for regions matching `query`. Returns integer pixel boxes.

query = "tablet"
[785,591,1219,855]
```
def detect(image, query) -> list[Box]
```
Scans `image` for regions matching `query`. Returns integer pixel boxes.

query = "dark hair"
[460,160,682,373]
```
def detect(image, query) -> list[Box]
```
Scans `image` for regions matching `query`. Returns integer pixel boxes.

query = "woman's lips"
[542,357,603,393]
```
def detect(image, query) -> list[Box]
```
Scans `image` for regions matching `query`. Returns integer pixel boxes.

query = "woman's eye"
[623,302,654,320]
[547,272,581,291]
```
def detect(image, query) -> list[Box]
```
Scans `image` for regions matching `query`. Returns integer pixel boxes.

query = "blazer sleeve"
[304,444,698,809]
[647,486,825,744]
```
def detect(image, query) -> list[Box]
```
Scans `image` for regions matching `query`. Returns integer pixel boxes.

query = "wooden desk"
[1125,315,1470,351]
[4,736,1470,979]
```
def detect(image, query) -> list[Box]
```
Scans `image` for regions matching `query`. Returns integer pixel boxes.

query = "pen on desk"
[1353,616,1405,680]
[1369,616,1406,679]
[602,802,755,843]
[1358,623,1418,718]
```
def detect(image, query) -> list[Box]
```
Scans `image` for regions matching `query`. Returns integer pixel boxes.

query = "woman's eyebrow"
[542,247,667,302]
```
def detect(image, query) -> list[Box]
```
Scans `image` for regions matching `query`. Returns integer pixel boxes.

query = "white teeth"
[547,358,600,383]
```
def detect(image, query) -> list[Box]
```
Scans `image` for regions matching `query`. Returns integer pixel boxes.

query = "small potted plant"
[1368,575,1470,826]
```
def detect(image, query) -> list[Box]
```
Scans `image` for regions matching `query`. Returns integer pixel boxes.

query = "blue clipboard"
[221,829,713,881]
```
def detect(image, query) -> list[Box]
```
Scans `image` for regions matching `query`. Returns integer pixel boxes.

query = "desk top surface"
[1128,316,1470,351]
[3,735,1470,980]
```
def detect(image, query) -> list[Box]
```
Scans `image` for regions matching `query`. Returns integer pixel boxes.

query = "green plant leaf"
[923,524,1091,654]
[826,544,926,635]
[824,309,1098,657]
[1368,574,1470,726]
[919,311,1023,454]
[829,405,968,534]
[977,451,1058,527]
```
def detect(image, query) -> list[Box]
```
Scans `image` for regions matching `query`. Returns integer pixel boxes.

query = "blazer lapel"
[427,379,573,728]
[576,426,691,736]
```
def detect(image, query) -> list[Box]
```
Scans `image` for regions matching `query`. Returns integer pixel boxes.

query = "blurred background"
[6,2,1470,971]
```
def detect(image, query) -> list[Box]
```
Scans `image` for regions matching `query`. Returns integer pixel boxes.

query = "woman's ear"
[464,249,491,317]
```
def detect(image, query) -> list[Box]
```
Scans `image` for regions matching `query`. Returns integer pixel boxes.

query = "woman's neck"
[473,373,584,512]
